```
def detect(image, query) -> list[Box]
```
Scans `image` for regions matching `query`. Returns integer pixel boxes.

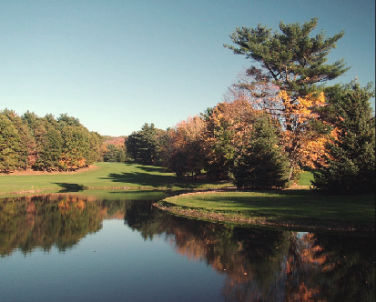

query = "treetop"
[225,17,349,97]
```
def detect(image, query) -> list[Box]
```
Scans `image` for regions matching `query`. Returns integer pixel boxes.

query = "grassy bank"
[0,162,231,196]
[157,190,375,232]
[2,163,373,233]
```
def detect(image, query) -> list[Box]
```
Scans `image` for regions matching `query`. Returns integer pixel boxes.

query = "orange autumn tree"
[167,116,206,178]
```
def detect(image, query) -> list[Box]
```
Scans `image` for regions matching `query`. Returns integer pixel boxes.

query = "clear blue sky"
[1,0,374,136]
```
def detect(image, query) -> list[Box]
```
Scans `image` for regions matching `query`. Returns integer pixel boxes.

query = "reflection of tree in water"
[124,205,291,300]
[124,205,375,302]
[0,194,107,256]
[310,233,375,302]
[123,200,164,240]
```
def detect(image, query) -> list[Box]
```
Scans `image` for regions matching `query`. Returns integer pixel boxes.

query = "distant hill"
[103,136,125,147]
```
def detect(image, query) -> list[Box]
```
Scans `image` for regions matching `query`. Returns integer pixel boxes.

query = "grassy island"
[156,190,375,233]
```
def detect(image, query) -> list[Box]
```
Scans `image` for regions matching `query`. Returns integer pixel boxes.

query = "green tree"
[60,126,90,170]
[225,17,348,97]
[225,17,349,180]
[22,111,49,167]
[57,114,98,169]
[87,131,104,164]
[0,114,21,172]
[313,81,375,193]
[35,129,63,171]
[1,109,34,170]
[233,114,289,189]
[57,113,81,129]
[126,123,160,165]
[103,144,126,162]
[203,99,260,179]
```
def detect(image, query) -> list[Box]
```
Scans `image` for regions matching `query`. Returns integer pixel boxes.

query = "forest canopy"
[0,110,103,172]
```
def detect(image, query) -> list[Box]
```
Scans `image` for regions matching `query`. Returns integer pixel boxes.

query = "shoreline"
[154,201,375,233]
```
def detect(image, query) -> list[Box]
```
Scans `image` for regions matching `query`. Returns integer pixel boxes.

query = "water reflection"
[0,194,105,255]
[0,193,374,302]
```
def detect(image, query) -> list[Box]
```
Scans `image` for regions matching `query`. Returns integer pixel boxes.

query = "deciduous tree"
[204,99,258,178]
[169,116,206,178]
[60,126,90,170]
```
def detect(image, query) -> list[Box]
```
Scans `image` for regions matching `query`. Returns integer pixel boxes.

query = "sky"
[1,0,375,136]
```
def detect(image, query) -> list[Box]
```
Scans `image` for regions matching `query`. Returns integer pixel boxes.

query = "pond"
[0,191,374,302]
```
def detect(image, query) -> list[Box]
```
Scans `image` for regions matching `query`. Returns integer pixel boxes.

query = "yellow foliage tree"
[167,116,206,178]
[275,90,331,179]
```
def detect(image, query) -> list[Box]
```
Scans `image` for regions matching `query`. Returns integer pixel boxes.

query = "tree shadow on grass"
[54,183,88,193]
[137,165,170,173]
[101,171,198,189]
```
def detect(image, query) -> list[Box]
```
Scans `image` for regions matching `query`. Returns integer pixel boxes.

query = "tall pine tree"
[225,18,349,181]
[313,81,375,193]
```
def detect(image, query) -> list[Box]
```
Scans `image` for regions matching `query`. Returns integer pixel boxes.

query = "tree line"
[0,110,103,172]
[125,18,375,193]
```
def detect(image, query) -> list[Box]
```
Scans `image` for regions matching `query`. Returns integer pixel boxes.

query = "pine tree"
[233,114,289,189]
[313,81,375,193]
[225,17,348,97]
[1,109,34,170]
[126,123,160,165]
[35,129,63,171]
[0,114,21,172]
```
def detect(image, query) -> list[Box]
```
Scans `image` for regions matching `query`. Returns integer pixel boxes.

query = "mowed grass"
[298,171,315,186]
[160,190,375,231]
[0,162,231,195]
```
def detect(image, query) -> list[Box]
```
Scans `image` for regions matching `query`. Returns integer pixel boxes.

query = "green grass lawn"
[0,162,231,195]
[158,190,375,231]
[298,171,314,186]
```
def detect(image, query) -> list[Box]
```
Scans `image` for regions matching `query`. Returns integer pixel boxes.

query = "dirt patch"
[3,165,99,176]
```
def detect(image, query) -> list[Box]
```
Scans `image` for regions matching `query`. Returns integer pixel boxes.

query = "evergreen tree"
[225,17,348,97]
[57,113,81,129]
[1,109,34,170]
[126,123,160,165]
[313,81,375,193]
[35,129,63,171]
[233,114,289,189]
[0,114,21,172]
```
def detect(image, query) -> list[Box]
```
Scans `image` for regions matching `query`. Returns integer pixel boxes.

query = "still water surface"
[0,192,374,302]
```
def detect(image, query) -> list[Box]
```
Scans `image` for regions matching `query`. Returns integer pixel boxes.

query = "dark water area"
[0,192,375,302]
